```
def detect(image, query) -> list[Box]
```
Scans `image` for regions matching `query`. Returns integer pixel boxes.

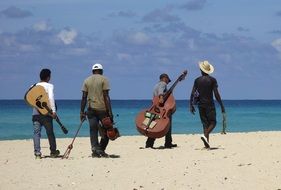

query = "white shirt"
[32,82,56,115]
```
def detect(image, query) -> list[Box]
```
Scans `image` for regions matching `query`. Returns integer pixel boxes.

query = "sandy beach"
[1,131,281,190]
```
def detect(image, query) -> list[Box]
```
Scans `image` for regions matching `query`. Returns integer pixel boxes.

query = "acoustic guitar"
[24,84,68,134]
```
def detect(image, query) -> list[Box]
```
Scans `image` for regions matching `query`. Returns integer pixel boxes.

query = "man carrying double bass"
[145,73,178,149]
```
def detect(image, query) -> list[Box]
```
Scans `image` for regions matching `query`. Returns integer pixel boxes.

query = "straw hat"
[199,60,214,74]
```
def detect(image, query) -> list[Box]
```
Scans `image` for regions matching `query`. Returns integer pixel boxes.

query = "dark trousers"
[87,109,109,152]
[198,106,217,128]
[32,115,57,154]
[146,117,173,147]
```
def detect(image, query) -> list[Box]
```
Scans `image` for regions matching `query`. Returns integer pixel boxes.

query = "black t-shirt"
[193,75,218,107]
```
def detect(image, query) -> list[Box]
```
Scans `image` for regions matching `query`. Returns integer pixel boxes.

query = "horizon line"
[1,99,281,101]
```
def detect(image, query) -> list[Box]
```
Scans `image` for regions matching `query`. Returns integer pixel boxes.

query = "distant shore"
[1,131,281,189]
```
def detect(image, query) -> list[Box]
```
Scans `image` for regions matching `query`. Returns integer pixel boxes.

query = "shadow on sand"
[139,146,178,150]
[194,146,224,151]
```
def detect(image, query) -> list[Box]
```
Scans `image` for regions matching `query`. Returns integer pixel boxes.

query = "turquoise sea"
[0,100,281,140]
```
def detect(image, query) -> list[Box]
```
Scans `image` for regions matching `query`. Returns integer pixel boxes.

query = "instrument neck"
[163,78,180,103]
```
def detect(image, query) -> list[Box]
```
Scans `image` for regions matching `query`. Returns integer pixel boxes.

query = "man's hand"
[190,105,196,115]
[221,107,225,113]
[80,112,86,122]
[159,95,164,104]
[51,112,57,119]
[109,112,114,123]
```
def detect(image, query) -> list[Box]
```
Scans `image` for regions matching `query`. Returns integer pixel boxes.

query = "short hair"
[92,69,103,75]
[40,69,51,80]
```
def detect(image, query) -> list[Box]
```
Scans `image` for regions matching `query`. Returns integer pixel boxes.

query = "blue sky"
[0,0,281,99]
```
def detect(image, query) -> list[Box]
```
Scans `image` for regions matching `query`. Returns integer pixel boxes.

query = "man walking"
[145,73,177,149]
[32,69,60,159]
[190,61,225,148]
[80,63,114,158]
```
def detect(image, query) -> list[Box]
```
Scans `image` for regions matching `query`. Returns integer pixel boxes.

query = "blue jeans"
[32,115,57,155]
[87,109,109,153]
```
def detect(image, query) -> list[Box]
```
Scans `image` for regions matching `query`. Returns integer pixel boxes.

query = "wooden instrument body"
[25,84,69,134]
[135,94,176,138]
[24,85,50,115]
[135,70,187,138]
[101,117,120,141]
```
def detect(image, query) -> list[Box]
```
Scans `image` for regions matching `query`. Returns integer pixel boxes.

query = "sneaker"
[145,144,154,148]
[200,135,210,149]
[50,150,60,158]
[35,154,42,159]
[164,143,177,149]
[96,150,109,158]
[99,151,109,158]
[92,151,101,158]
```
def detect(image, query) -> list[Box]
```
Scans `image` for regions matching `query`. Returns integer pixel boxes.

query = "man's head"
[92,63,103,74]
[40,68,51,82]
[199,60,214,75]
[159,73,171,84]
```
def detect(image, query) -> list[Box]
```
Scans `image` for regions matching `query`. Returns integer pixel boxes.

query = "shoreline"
[1,130,281,141]
[1,131,281,189]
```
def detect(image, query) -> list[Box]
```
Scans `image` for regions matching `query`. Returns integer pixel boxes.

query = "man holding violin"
[145,73,178,149]
[80,63,114,158]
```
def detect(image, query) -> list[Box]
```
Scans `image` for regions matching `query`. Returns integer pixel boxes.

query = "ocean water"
[0,100,281,140]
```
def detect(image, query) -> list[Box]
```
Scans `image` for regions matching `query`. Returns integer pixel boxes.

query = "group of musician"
[31,60,225,159]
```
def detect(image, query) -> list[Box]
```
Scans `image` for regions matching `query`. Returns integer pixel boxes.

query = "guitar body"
[135,95,175,138]
[24,85,50,115]
[24,84,69,134]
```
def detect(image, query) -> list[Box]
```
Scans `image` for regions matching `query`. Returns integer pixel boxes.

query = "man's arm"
[214,88,225,113]
[80,91,88,121]
[157,83,166,104]
[189,85,196,114]
[103,90,113,121]
[48,84,57,118]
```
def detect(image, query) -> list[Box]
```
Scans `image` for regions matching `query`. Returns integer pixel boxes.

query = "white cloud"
[2,36,16,46]
[272,38,281,53]
[57,28,77,45]
[33,21,51,32]
[19,44,35,52]
[128,32,150,45]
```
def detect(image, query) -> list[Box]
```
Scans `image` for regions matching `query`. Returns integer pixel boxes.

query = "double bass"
[135,70,187,138]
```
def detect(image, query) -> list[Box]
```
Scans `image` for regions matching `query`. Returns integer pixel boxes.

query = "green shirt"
[82,74,110,111]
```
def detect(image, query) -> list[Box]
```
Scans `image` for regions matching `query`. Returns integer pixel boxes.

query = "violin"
[135,70,187,138]
[102,117,120,140]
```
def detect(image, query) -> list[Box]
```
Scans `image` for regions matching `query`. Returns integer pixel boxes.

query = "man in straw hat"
[189,60,225,149]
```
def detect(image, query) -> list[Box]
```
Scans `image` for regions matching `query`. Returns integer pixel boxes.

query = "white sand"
[1,132,281,190]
